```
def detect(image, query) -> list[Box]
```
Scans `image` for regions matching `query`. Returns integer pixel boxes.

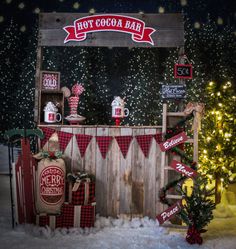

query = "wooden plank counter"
[38,125,163,219]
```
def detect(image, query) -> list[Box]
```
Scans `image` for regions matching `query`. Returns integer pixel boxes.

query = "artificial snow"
[0,173,236,249]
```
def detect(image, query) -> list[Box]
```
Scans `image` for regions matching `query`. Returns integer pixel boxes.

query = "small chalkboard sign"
[40,71,60,90]
[174,64,192,79]
[161,85,186,99]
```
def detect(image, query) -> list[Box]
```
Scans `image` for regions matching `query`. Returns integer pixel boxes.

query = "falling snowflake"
[18,2,25,9]
[158,7,165,14]
[217,17,223,25]
[73,2,80,9]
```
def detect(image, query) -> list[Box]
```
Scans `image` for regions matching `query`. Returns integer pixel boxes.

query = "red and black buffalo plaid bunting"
[57,130,73,151]
[71,180,96,205]
[115,135,133,158]
[153,133,163,144]
[40,127,55,147]
[75,134,93,157]
[62,203,95,228]
[96,136,113,159]
[136,134,154,157]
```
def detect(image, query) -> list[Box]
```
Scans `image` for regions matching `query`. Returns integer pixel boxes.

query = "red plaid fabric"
[75,134,93,157]
[96,136,113,159]
[136,134,153,157]
[57,130,73,151]
[62,203,95,228]
[71,181,96,205]
[40,127,55,148]
[36,214,63,229]
[115,135,133,158]
[154,133,163,144]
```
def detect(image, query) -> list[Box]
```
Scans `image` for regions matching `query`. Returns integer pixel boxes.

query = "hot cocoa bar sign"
[63,14,156,45]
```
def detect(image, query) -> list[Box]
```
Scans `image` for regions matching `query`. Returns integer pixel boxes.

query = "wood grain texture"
[38,13,184,47]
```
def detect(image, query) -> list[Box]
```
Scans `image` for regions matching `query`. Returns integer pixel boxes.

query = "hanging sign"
[159,131,188,152]
[161,85,186,99]
[156,201,183,225]
[40,71,60,90]
[170,160,197,178]
[174,64,193,79]
[63,14,156,45]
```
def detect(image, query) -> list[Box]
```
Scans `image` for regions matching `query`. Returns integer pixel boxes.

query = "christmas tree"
[198,81,236,202]
[177,175,216,245]
[121,48,161,125]
[0,20,25,142]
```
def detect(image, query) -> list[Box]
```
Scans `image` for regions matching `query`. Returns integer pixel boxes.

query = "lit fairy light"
[0,16,4,23]
[194,22,201,29]
[180,0,187,6]
[20,25,26,32]
[217,17,223,25]
[34,8,40,14]
[89,8,96,14]
[158,6,165,13]
[73,2,80,9]
[18,2,25,9]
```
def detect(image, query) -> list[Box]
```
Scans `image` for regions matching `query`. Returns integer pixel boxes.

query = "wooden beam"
[38,13,184,48]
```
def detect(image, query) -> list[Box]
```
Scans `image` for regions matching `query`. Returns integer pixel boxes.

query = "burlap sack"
[36,158,66,214]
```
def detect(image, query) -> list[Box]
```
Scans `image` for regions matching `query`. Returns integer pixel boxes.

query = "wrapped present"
[36,213,63,229]
[70,179,95,205]
[61,202,96,228]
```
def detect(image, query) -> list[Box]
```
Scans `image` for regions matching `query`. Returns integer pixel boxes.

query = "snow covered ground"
[0,175,236,249]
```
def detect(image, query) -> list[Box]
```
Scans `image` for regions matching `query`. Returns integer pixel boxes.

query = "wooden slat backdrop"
[38,13,184,47]
[40,125,162,219]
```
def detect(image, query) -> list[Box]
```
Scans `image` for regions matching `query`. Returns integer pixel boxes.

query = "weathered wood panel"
[38,125,163,219]
[38,13,184,47]
[119,128,132,216]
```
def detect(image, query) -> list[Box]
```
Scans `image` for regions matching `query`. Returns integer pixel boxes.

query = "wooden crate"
[38,90,64,125]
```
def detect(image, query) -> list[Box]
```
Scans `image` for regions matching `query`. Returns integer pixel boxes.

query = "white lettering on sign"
[163,136,183,149]
[176,163,194,177]
[161,205,179,221]
[170,160,197,178]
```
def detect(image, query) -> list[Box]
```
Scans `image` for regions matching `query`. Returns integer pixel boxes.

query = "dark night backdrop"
[0,0,235,142]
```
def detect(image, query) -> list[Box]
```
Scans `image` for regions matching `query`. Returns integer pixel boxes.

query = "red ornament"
[186,225,203,245]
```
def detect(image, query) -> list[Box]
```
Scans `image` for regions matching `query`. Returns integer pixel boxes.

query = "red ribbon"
[186,225,203,245]
[64,14,156,45]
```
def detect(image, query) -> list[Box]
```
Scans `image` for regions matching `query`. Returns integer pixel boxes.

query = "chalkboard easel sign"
[174,64,192,79]
[161,85,186,99]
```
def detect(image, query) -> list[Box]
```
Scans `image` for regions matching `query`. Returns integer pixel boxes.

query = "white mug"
[44,111,62,123]
[112,106,129,118]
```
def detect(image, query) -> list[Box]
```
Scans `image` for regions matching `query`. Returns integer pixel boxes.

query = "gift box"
[68,179,95,205]
[61,202,96,228]
[36,213,63,229]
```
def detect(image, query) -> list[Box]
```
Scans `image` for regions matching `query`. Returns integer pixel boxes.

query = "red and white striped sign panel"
[156,201,183,225]
[170,160,197,178]
[159,131,188,152]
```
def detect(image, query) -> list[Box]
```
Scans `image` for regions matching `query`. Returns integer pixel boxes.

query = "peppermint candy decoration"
[72,83,85,97]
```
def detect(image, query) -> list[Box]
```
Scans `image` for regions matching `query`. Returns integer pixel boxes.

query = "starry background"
[0,0,235,142]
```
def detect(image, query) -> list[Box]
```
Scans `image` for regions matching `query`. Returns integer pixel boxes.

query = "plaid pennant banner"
[57,130,73,151]
[96,136,113,159]
[153,133,163,144]
[115,135,133,158]
[40,127,55,147]
[136,134,154,157]
[75,134,93,157]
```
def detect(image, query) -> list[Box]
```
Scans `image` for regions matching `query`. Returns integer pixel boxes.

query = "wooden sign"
[156,201,182,225]
[170,160,197,178]
[38,13,184,47]
[40,71,60,90]
[174,64,193,79]
[159,131,188,152]
[64,14,156,45]
[161,85,186,99]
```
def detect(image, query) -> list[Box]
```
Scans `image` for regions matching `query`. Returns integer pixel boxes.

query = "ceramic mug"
[113,107,129,118]
[44,111,62,123]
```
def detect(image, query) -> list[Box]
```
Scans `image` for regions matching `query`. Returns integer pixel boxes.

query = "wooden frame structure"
[34,13,196,220]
